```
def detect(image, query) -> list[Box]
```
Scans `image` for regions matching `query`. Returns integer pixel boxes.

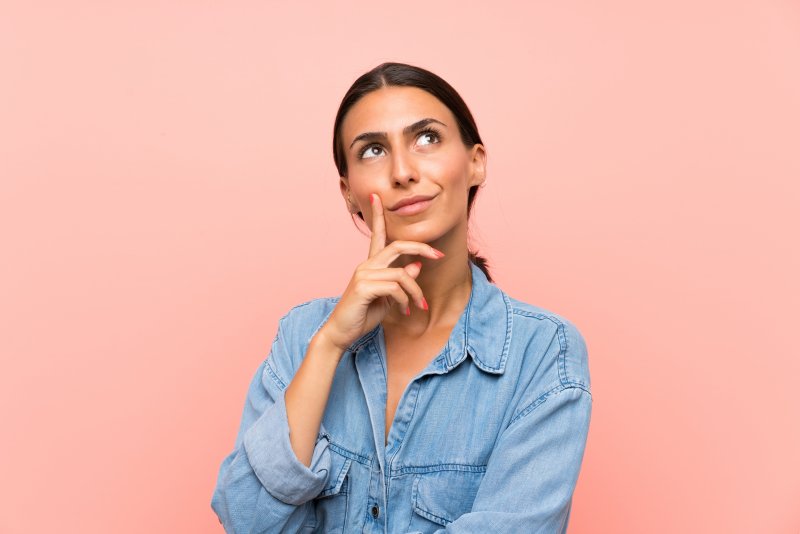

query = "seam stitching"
[508,384,592,427]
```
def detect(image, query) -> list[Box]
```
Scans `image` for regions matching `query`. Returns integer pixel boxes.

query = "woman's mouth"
[391,196,436,216]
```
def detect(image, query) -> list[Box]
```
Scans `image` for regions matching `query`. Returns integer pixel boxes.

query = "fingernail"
[405,305,410,316]
[432,248,445,258]
[421,297,428,311]
[413,261,422,269]
[370,194,375,205]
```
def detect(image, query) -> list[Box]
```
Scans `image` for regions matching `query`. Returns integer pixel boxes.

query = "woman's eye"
[360,145,384,159]
[417,130,440,146]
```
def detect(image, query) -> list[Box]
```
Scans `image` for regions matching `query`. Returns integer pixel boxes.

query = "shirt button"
[371,505,379,518]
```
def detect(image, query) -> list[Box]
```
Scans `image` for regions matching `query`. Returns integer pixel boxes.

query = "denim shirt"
[211,261,592,533]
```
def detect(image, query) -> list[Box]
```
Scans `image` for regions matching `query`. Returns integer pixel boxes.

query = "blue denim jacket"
[211,261,592,533]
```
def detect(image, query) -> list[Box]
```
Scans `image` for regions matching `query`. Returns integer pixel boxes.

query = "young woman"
[211,62,593,533]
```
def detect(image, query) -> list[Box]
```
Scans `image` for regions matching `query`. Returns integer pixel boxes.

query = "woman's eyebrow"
[349,118,447,149]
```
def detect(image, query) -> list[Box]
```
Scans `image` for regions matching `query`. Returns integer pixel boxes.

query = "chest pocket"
[304,448,353,533]
[407,468,485,531]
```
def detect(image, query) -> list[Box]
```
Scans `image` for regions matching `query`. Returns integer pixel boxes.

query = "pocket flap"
[318,449,352,497]
[412,469,485,526]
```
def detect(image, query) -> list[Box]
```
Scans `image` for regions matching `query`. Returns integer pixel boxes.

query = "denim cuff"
[243,386,332,506]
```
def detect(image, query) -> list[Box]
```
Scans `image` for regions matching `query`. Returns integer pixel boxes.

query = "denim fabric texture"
[211,261,593,533]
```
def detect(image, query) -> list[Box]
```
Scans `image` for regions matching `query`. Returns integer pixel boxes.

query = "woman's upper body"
[210,259,592,533]
[211,62,592,533]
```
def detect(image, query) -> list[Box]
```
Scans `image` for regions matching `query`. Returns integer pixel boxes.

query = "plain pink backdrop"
[1,1,798,533]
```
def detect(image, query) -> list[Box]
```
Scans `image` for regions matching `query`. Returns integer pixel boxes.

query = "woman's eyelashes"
[416,127,441,147]
[357,127,442,160]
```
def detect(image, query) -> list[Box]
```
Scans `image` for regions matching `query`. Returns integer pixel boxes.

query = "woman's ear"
[468,144,487,188]
[340,178,358,214]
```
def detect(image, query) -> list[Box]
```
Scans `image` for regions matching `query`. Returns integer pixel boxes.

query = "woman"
[211,62,592,533]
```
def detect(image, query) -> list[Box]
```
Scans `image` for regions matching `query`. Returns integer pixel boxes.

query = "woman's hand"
[318,192,445,353]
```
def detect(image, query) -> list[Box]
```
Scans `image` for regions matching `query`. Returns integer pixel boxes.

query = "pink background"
[2,1,798,533]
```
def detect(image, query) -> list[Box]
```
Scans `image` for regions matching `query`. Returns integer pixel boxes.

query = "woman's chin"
[387,223,442,245]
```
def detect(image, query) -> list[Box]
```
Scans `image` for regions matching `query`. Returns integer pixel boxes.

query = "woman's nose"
[390,148,418,185]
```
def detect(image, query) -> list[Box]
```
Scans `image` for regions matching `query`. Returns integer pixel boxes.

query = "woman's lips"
[392,196,435,216]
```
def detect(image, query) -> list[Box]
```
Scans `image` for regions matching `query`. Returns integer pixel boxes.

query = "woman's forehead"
[342,86,454,139]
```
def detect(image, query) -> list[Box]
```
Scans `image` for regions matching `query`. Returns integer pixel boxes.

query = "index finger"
[368,193,387,258]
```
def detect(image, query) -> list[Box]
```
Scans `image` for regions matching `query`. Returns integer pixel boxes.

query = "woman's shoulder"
[281,295,340,319]
[276,295,342,340]
[504,295,584,334]
[502,293,591,391]
[262,296,342,381]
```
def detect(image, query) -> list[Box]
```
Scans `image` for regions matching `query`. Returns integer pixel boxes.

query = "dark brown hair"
[332,61,493,282]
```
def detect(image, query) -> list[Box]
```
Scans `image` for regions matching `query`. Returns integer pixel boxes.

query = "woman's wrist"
[311,326,349,359]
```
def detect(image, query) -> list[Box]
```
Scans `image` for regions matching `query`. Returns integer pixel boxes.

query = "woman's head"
[332,62,493,282]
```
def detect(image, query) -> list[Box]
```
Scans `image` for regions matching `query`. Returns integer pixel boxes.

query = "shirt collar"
[343,260,512,375]
[442,260,512,374]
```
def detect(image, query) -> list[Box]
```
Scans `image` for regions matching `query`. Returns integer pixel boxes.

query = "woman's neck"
[382,247,473,338]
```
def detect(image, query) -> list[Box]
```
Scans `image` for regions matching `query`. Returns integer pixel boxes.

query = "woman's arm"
[210,313,343,533]
[212,194,442,532]
[285,330,345,467]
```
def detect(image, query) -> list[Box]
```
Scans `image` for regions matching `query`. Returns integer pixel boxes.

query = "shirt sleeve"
[405,334,593,533]
[210,313,333,533]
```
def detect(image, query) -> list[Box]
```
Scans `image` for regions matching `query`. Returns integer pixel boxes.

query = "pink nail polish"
[421,297,428,311]
[405,305,410,316]
[370,194,375,205]
[432,248,445,258]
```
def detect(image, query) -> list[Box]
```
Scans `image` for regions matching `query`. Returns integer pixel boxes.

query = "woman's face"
[339,86,486,246]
